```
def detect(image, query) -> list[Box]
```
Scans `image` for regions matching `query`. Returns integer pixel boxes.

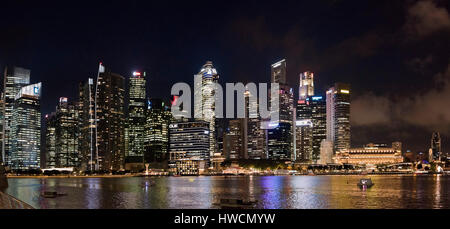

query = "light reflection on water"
[5,175,450,209]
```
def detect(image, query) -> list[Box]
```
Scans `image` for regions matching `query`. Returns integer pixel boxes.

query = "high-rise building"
[10,83,42,170]
[271,59,286,84]
[2,66,30,166]
[194,61,219,156]
[310,96,326,162]
[53,98,79,168]
[45,113,57,168]
[244,88,266,159]
[223,119,246,160]
[78,78,96,171]
[0,97,4,164]
[169,120,210,161]
[295,99,313,161]
[326,83,351,153]
[126,71,147,161]
[299,71,314,100]
[145,98,172,163]
[430,132,442,162]
[268,59,293,160]
[95,64,125,171]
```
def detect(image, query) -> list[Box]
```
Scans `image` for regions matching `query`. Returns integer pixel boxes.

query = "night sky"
[0,0,449,154]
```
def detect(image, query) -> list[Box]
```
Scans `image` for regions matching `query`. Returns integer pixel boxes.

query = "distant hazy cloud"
[351,63,450,134]
[404,0,450,37]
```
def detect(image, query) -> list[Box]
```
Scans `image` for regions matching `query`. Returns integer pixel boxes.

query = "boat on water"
[357,178,374,189]
[213,198,258,209]
[41,191,67,198]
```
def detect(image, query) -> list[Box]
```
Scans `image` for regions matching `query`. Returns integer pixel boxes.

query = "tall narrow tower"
[326,83,351,154]
[126,71,146,161]
[194,61,219,157]
[299,71,314,100]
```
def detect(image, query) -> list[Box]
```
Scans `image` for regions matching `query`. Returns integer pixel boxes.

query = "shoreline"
[5,173,445,179]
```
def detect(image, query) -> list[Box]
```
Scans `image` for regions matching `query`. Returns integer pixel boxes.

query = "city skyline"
[0,0,449,154]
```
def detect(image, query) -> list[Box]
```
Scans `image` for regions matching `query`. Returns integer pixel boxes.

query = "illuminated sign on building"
[340,89,350,94]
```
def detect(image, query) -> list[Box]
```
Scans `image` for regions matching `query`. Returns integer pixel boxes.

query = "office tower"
[245,88,266,159]
[45,113,57,168]
[0,97,3,164]
[194,61,219,156]
[295,99,313,161]
[169,120,210,161]
[54,98,79,168]
[95,64,125,171]
[126,71,147,161]
[326,83,351,153]
[430,132,442,161]
[2,66,30,166]
[224,119,246,160]
[145,98,172,163]
[310,96,326,162]
[78,78,96,171]
[10,83,41,170]
[268,59,293,160]
[271,59,287,84]
[299,71,314,100]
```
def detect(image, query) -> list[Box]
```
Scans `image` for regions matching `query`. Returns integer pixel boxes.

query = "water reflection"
[5,175,450,209]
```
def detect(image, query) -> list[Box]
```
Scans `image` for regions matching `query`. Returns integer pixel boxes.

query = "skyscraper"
[271,59,286,84]
[126,71,146,161]
[95,64,125,171]
[194,61,219,156]
[2,66,30,166]
[224,119,246,160]
[53,98,79,168]
[145,98,172,163]
[169,120,210,161]
[10,83,42,170]
[78,78,96,171]
[326,83,351,153]
[268,59,293,160]
[45,113,57,168]
[430,132,442,162]
[310,96,326,162]
[299,71,314,100]
[295,99,313,161]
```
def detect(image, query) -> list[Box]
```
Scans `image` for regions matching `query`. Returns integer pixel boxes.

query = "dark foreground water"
[5,175,450,209]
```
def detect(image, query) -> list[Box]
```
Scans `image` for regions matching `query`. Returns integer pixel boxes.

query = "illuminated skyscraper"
[54,98,79,167]
[299,71,314,100]
[2,66,30,166]
[430,132,442,162]
[78,78,96,171]
[126,71,146,161]
[271,59,286,84]
[224,119,246,160]
[245,89,267,159]
[268,59,293,160]
[326,83,351,153]
[145,98,172,163]
[11,83,42,170]
[45,113,57,168]
[309,96,326,162]
[95,64,125,171]
[295,99,313,161]
[169,120,210,161]
[194,61,219,156]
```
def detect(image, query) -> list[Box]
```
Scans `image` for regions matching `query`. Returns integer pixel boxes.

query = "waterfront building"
[318,140,333,164]
[169,120,210,161]
[78,78,96,171]
[299,71,314,100]
[53,98,79,168]
[44,113,57,168]
[334,142,403,165]
[126,71,147,162]
[310,96,326,162]
[295,99,313,161]
[326,83,351,153]
[95,64,125,171]
[2,66,30,166]
[194,61,219,156]
[144,98,172,163]
[429,132,442,162]
[10,83,42,170]
[223,119,246,160]
[245,89,267,159]
[268,59,293,160]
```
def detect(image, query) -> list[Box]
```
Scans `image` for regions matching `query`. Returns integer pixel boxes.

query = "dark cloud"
[351,63,450,135]
[404,0,450,38]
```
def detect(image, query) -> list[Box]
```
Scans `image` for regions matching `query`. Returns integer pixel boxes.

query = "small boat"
[357,178,374,188]
[213,198,258,209]
[41,191,67,198]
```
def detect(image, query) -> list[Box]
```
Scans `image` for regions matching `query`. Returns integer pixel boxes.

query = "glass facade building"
[10,83,41,170]
[145,98,172,163]
[169,120,210,161]
[326,83,351,153]
[78,78,96,171]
